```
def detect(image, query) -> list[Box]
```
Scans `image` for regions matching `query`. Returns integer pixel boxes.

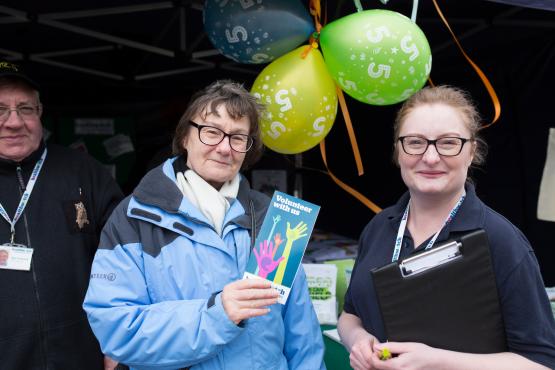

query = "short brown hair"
[172,80,265,170]
[393,85,487,167]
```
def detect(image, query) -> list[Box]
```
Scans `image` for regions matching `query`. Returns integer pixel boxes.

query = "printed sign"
[74,118,115,136]
[304,263,338,325]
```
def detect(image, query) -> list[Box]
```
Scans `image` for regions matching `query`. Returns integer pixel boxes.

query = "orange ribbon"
[320,140,382,214]
[336,85,364,176]
[432,0,501,129]
[307,0,364,175]
[302,0,322,58]
[308,0,377,212]
[309,0,323,33]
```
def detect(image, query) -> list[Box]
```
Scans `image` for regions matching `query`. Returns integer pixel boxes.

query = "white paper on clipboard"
[400,240,462,277]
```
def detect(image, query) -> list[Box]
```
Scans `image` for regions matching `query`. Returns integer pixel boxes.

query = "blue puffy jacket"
[83,157,326,370]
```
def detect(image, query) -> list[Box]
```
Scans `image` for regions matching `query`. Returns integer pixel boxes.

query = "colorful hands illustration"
[286,221,308,242]
[273,221,309,284]
[254,240,284,279]
[254,215,283,276]
[272,233,283,256]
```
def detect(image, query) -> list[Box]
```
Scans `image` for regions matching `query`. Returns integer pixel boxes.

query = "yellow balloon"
[251,46,338,154]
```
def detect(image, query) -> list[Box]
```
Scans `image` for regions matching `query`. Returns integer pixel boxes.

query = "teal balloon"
[320,10,432,105]
[203,0,315,64]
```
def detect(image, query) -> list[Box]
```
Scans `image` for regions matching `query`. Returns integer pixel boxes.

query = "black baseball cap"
[0,60,40,91]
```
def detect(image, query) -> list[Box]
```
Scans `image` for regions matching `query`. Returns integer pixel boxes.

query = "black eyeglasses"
[189,121,254,153]
[398,136,471,156]
[0,105,41,124]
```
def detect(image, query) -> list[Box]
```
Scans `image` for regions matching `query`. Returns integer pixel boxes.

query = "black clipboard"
[371,229,507,353]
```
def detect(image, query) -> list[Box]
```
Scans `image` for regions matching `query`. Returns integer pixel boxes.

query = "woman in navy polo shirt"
[337,86,555,370]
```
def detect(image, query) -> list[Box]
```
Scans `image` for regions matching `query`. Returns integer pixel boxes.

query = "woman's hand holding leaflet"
[222,279,279,324]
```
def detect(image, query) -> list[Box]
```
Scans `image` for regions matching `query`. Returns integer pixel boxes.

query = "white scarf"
[176,170,240,236]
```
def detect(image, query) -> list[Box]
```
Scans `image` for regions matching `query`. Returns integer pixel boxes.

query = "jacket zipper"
[16,165,49,370]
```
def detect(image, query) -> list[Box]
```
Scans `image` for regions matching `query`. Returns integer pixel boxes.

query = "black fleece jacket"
[0,141,123,370]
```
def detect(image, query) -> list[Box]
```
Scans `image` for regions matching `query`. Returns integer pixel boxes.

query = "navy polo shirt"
[344,183,555,368]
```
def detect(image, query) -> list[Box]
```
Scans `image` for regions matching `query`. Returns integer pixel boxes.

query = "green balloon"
[320,10,432,105]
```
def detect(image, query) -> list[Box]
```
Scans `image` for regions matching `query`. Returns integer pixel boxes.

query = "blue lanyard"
[0,148,47,243]
[392,192,465,262]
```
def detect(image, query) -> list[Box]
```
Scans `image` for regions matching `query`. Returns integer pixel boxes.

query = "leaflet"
[244,191,320,304]
[304,263,338,324]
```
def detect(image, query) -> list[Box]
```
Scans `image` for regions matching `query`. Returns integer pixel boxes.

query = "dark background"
[1,0,554,284]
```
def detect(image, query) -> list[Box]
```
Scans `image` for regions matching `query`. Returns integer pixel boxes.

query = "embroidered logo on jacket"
[74,201,90,229]
[91,273,116,281]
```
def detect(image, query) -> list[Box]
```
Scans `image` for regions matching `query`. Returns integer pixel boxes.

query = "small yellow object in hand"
[379,348,392,361]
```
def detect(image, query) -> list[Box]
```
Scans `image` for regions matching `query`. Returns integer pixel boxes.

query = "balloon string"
[309,0,323,32]
[304,0,322,58]
[410,0,419,22]
[301,43,316,59]
[336,85,364,176]
[320,140,382,214]
[353,0,364,12]
[432,0,501,129]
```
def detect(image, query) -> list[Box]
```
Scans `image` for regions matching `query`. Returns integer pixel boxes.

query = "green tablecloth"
[321,325,352,370]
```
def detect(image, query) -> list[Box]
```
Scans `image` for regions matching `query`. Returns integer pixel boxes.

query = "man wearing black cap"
[0,60,123,369]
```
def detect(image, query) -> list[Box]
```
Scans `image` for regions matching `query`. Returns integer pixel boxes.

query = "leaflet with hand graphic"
[244,191,320,304]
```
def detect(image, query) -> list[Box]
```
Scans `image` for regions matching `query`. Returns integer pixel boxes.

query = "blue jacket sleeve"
[83,206,242,370]
[282,267,327,370]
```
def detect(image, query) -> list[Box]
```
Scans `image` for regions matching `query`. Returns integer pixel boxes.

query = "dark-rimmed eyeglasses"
[189,121,253,153]
[0,105,41,124]
[398,136,471,156]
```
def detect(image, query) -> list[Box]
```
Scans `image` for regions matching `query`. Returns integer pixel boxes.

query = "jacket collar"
[0,140,46,172]
[234,176,268,231]
[132,157,184,214]
[446,182,485,232]
[386,182,486,238]
[170,154,259,225]
[132,155,268,231]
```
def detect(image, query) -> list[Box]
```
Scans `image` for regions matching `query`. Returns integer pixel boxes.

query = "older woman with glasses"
[83,80,325,370]
[338,86,555,370]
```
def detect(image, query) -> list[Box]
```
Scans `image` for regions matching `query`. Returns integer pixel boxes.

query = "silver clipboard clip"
[400,240,462,277]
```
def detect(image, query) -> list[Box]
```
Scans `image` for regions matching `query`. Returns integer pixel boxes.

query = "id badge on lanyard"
[0,243,33,271]
[0,149,47,271]
[392,192,466,263]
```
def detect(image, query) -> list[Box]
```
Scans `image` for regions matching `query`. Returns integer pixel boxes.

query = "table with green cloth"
[321,325,352,370]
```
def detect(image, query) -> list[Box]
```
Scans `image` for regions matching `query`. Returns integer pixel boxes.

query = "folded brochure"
[244,191,320,304]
